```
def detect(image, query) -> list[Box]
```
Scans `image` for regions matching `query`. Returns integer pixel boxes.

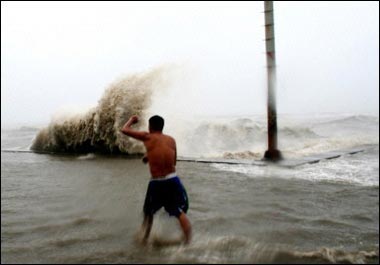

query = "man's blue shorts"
[143,175,189,218]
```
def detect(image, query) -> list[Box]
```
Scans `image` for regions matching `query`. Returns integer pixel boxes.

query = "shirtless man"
[121,115,191,244]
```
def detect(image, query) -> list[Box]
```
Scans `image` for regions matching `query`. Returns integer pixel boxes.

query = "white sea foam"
[212,146,379,187]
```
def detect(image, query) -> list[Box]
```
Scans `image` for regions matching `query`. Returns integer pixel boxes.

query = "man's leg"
[141,214,153,244]
[178,212,191,244]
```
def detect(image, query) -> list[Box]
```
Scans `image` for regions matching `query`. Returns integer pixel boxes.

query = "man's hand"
[121,115,149,141]
[128,115,139,125]
[122,115,139,130]
[123,115,139,129]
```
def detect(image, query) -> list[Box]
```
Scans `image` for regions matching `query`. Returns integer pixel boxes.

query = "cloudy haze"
[1,1,379,127]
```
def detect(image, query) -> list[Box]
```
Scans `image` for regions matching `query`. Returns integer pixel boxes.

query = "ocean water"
[1,113,379,264]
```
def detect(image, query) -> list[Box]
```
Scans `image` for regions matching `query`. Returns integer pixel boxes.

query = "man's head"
[149,115,164,132]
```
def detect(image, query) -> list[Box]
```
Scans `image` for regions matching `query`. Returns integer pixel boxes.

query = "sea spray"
[31,67,169,154]
[179,115,378,158]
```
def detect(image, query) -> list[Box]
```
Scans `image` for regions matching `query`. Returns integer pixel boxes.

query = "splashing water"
[30,67,169,154]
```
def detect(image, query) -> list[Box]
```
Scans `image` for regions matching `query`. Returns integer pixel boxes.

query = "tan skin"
[121,115,191,244]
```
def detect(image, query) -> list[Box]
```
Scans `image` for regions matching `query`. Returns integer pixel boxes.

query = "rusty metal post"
[263,1,282,161]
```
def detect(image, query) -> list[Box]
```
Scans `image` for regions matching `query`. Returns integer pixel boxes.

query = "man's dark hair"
[149,115,164,131]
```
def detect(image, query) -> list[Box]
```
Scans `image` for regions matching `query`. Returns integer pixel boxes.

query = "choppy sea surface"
[1,114,379,263]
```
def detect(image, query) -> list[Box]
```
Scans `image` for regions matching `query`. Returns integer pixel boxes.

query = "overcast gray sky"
[1,1,379,127]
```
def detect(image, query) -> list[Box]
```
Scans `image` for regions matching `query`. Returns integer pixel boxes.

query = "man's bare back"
[143,133,177,178]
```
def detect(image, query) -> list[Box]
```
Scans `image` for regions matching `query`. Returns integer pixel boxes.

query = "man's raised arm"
[121,115,149,141]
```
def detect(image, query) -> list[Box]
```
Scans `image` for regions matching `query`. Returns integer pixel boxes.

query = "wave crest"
[31,67,168,154]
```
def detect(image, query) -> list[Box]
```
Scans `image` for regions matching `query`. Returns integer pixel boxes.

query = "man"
[121,115,191,244]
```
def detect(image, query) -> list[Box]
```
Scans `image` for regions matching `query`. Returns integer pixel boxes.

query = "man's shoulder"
[163,134,176,143]
[166,134,176,140]
[149,133,174,141]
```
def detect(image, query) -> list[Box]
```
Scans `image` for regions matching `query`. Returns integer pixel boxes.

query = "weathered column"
[263,1,282,161]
